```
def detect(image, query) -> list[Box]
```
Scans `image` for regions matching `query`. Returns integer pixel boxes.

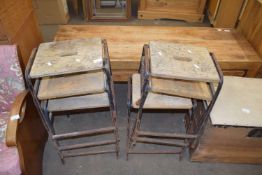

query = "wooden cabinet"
[0,0,43,70]
[84,0,131,21]
[138,0,207,22]
[191,121,262,164]
[237,0,262,77]
[191,75,262,164]
[207,0,246,28]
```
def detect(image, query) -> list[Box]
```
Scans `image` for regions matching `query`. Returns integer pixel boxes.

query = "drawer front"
[145,0,203,12]
[222,70,246,77]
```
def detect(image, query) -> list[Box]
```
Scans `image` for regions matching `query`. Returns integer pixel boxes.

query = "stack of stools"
[127,41,223,159]
[25,38,119,162]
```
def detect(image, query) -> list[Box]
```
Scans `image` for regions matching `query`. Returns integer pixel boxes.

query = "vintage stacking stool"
[127,41,223,159]
[25,38,119,161]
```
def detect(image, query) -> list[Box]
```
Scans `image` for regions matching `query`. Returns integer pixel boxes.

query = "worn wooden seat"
[47,93,109,112]
[132,74,192,109]
[150,41,220,83]
[30,38,103,78]
[211,76,262,127]
[150,77,212,101]
[37,71,106,100]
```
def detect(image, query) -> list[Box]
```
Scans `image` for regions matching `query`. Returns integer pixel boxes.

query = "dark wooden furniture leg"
[6,91,48,175]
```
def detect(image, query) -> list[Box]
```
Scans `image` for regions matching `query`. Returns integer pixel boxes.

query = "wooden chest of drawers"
[138,0,207,22]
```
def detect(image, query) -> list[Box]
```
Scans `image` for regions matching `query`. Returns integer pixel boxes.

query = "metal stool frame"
[25,40,119,162]
[126,44,223,160]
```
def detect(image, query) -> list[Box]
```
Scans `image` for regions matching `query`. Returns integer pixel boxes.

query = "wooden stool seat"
[30,38,103,78]
[150,77,212,101]
[211,76,262,127]
[37,71,106,100]
[132,74,192,109]
[47,93,109,112]
[150,41,220,82]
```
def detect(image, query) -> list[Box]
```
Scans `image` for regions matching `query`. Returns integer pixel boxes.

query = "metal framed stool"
[127,42,223,160]
[25,38,119,162]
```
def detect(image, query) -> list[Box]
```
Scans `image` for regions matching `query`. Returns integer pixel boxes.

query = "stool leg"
[111,110,119,158]
[105,68,119,159]
[126,105,132,160]
[112,87,120,158]
[31,83,64,161]
[126,77,132,160]
[179,147,185,161]
[103,41,120,158]
[46,112,65,162]
[25,51,66,161]
[130,80,149,149]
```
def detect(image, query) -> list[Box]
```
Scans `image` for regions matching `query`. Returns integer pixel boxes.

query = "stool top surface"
[30,38,103,78]
[150,77,212,101]
[149,41,220,82]
[132,74,192,109]
[48,93,109,112]
[211,76,262,127]
[37,71,106,100]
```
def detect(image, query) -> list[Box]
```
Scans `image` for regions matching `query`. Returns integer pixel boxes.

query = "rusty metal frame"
[126,44,223,160]
[25,40,119,162]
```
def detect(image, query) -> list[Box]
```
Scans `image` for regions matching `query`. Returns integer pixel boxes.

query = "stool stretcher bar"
[52,127,115,140]
[63,150,117,158]
[59,140,117,151]
[137,131,198,139]
[136,137,189,147]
